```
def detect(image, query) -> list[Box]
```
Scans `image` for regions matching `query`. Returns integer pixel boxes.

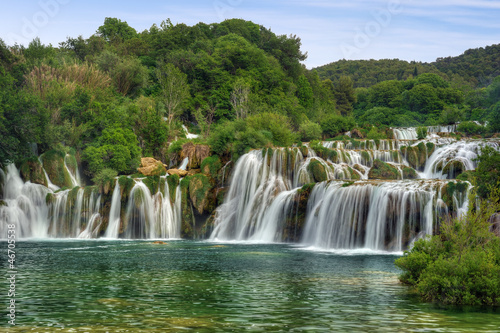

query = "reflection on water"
[1,240,500,332]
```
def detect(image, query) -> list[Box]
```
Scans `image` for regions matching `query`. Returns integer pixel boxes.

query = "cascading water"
[104,176,182,239]
[210,149,305,241]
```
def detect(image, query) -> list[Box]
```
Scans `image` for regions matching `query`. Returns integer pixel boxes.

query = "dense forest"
[0,18,499,182]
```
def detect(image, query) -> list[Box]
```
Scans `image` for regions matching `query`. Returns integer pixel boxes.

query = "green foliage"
[395,189,500,305]
[299,120,322,142]
[366,127,387,140]
[201,156,222,179]
[83,127,141,177]
[307,159,328,183]
[475,146,500,199]
[416,126,427,140]
[368,159,399,180]
[246,112,295,147]
[296,75,313,108]
[488,102,500,133]
[97,17,138,42]
[320,114,355,138]
[457,121,486,136]
[92,168,117,194]
[334,76,356,116]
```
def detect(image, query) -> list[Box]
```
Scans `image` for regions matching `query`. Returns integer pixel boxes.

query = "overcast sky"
[1,0,499,68]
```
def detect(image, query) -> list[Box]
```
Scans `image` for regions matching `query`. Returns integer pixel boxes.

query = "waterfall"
[210,149,303,241]
[301,180,464,251]
[104,181,122,238]
[64,154,81,187]
[392,127,418,140]
[422,140,500,179]
[178,157,189,170]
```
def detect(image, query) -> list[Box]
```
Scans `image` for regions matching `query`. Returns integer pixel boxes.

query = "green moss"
[342,181,355,187]
[118,176,134,200]
[442,161,465,179]
[201,156,222,179]
[142,176,160,194]
[41,149,73,188]
[188,174,212,215]
[361,150,371,163]
[0,200,6,207]
[19,157,47,186]
[46,193,55,205]
[307,159,328,183]
[368,159,399,180]
[65,154,78,176]
[426,142,435,155]
[402,166,418,179]
[348,167,361,180]
[457,170,475,182]
[300,145,309,157]
[166,174,180,202]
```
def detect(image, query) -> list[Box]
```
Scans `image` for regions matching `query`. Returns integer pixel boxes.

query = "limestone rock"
[137,157,166,176]
[167,169,188,177]
[181,142,210,169]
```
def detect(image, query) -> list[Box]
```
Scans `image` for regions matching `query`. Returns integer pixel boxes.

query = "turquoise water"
[1,240,500,332]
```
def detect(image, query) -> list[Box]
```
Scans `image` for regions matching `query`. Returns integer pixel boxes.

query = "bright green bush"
[457,121,485,135]
[299,120,322,142]
[395,189,500,305]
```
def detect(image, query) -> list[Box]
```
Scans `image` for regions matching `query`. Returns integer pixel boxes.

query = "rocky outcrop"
[181,142,210,169]
[20,158,48,186]
[137,157,167,176]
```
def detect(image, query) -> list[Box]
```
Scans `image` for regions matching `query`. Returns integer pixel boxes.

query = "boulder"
[167,169,188,177]
[137,157,166,176]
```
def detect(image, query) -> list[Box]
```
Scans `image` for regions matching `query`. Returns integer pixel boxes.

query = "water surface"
[1,240,499,332]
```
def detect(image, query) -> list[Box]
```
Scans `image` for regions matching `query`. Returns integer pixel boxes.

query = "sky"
[1,0,499,68]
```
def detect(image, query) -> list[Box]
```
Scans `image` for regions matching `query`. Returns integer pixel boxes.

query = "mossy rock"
[180,176,194,238]
[360,151,371,164]
[426,142,435,155]
[19,157,47,186]
[402,144,428,171]
[348,166,361,180]
[402,166,418,179]
[65,154,78,177]
[118,176,135,200]
[166,174,180,202]
[300,145,309,157]
[0,200,7,207]
[442,160,465,179]
[143,176,160,195]
[201,156,221,179]
[188,174,213,215]
[307,159,328,183]
[368,159,399,180]
[40,150,73,188]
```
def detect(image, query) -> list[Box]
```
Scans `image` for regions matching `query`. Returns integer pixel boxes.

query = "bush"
[320,114,355,137]
[416,126,427,140]
[457,121,485,136]
[395,188,500,305]
[82,127,141,177]
[92,168,117,194]
[299,120,322,142]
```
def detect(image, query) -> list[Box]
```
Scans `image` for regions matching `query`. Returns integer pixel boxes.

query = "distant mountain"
[314,43,500,88]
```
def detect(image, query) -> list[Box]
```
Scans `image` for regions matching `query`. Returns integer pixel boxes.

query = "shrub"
[416,126,427,140]
[395,188,500,305]
[299,120,322,142]
[92,168,117,194]
[457,121,485,136]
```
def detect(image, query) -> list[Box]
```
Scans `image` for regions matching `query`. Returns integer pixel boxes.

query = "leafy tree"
[488,102,500,133]
[82,127,141,176]
[334,76,356,116]
[475,146,500,199]
[296,74,313,108]
[298,120,322,142]
[97,17,138,42]
[156,62,190,127]
[230,78,250,119]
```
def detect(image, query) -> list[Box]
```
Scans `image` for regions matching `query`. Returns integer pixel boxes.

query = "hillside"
[315,43,500,88]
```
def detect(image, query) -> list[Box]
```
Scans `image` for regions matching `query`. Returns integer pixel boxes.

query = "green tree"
[334,76,356,116]
[156,63,190,127]
[475,146,500,199]
[97,17,138,42]
[82,127,141,176]
[296,74,313,108]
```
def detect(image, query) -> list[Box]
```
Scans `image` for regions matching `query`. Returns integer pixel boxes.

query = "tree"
[96,17,138,42]
[156,63,190,127]
[334,76,356,116]
[230,78,250,119]
[296,74,313,108]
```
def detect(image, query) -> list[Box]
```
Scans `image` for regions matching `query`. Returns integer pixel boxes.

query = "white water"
[104,181,122,238]
[182,125,199,139]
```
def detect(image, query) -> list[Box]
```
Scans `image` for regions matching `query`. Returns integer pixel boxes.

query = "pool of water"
[1,240,499,332]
